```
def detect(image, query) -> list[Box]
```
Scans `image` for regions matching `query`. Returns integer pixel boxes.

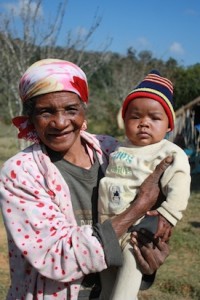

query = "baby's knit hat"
[121,70,175,131]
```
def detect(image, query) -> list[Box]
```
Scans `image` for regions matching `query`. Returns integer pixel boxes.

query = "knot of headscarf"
[12,58,89,143]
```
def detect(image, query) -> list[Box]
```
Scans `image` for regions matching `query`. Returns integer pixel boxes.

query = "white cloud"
[184,9,199,16]
[2,0,43,18]
[136,37,150,48]
[169,42,185,55]
[74,26,88,38]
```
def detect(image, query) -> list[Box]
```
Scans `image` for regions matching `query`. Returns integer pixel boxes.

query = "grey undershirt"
[48,149,122,266]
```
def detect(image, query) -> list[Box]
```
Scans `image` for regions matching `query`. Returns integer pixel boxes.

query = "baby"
[98,70,191,300]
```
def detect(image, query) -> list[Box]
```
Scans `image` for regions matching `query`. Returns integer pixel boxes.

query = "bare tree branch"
[0,0,111,149]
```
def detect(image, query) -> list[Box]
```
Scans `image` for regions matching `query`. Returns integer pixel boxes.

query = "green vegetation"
[0,214,10,299]
[138,190,200,300]
[1,0,200,147]
[0,2,200,298]
[0,124,18,166]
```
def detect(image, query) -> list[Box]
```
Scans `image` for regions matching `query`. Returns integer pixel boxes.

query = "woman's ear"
[81,120,87,131]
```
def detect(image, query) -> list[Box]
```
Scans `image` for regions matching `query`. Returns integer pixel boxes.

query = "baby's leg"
[131,215,158,234]
[110,243,142,300]
[99,267,118,300]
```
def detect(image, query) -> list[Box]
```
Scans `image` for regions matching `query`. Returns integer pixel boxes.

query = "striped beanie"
[121,70,175,131]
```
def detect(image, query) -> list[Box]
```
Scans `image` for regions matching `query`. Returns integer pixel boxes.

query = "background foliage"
[0,1,200,298]
[0,0,200,143]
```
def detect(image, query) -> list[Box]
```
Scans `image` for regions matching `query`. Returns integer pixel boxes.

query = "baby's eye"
[131,115,140,119]
[152,116,162,121]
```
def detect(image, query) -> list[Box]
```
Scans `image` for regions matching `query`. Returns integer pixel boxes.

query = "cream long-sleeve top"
[0,131,119,300]
[98,139,191,226]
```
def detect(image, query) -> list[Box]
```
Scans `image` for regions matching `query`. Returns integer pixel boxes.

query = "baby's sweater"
[98,139,191,226]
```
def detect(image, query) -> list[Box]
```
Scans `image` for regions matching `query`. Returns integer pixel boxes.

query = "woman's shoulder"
[82,131,119,154]
[95,134,118,145]
[0,144,38,175]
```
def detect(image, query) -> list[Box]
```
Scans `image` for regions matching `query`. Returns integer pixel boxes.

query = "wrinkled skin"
[130,230,170,275]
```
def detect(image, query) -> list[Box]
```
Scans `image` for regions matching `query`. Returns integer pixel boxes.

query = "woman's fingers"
[130,230,170,274]
[147,156,174,184]
[132,243,153,274]
[137,156,173,207]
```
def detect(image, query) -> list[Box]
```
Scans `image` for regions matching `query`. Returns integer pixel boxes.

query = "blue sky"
[0,0,200,67]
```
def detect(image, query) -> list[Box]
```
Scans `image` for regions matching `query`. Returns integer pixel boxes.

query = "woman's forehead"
[34,91,81,107]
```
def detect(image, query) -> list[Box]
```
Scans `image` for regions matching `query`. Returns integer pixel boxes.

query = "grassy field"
[0,124,200,299]
[138,187,200,300]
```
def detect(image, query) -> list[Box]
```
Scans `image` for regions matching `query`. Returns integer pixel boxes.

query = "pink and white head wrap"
[12,59,89,143]
[19,58,88,102]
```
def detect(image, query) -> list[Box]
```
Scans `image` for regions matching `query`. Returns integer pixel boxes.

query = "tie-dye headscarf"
[12,59,89,143]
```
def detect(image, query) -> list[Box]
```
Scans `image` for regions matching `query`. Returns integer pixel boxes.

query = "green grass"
[0,213,10,299]
[0,123,200,299]
[138,190,200,300]
[0,123,18,166]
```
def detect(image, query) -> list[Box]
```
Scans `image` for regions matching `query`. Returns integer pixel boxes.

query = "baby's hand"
[147,210,173,242]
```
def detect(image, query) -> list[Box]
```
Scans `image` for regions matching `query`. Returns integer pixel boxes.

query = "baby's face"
[124,97,170,146]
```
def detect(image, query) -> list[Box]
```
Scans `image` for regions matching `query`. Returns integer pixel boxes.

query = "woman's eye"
[34,105,81,117]
[66,106,79,114]
[35,109,49,116]
[41,110,52,115]
[41,112,51,117]
[34,109,52,117]
[67,107,77,112]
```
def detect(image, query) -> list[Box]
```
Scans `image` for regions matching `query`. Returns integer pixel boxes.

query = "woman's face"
[30,91,86,155]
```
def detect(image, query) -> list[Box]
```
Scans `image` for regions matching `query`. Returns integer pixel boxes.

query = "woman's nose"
[50,111,70,129]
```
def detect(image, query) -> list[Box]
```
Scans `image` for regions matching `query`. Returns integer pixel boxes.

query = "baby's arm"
[156,148,191,227]
[147,146,191,241]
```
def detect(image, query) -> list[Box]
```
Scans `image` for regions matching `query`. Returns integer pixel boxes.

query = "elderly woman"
[0,59,171,300]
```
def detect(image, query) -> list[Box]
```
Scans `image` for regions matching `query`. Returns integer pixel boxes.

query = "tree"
[173,64,200,110]
[0,0,110,128]
[88,51,150,136]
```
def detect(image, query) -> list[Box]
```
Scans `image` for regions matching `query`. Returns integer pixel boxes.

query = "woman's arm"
[0,153,108,282]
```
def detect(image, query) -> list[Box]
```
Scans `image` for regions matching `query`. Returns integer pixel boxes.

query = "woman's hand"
[111,156,174,238]
[135,156,174,215]
[130,230,170,275]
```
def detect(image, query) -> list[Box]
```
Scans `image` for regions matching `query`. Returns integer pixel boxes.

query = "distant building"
[168,97,200,174]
